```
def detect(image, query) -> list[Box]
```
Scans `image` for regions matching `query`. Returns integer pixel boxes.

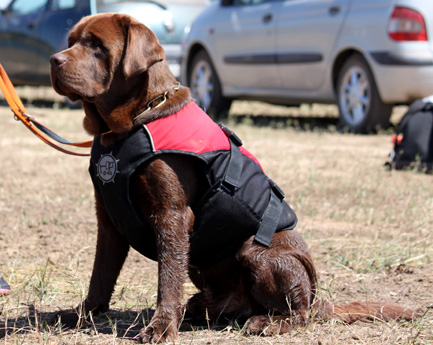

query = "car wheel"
[336,54,392,133]
[189,50,231,120]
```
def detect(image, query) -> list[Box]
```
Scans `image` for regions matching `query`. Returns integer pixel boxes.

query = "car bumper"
[369,50,433,103]
[162,44,182,79]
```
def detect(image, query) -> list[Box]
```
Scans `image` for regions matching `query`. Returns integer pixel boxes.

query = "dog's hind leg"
[237,231,317,335]
[187,258,258,321]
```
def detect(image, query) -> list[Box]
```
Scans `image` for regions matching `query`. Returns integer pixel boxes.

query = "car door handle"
[263,13,272,23]
[329,6,340,15]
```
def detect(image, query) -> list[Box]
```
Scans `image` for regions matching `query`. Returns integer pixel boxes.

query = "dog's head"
[50,13,164,101]
[50,13,169,136]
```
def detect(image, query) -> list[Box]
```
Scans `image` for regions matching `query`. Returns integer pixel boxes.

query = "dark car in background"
[0,0,208,86]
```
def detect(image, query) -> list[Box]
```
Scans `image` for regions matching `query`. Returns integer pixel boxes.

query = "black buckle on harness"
[219,124,243,146]
[269,179,285,199]
[220,180,237,195]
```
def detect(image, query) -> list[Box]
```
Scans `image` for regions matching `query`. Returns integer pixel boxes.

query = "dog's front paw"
[138,318,178,343]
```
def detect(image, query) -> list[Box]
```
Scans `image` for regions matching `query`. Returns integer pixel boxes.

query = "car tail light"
[388,6,427,41]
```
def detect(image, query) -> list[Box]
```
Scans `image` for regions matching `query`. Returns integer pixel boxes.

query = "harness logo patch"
[96,153,120,184]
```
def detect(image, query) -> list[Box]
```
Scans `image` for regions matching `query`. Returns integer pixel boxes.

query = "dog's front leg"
[139,210,192,343]
[54,194,130,328]
[84,195,130,315]
[132,159,194,344]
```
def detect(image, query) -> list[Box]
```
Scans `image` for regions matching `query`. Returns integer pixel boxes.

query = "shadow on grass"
[232,113,340,132]
[0,306,241,340]
[231,114,400,135]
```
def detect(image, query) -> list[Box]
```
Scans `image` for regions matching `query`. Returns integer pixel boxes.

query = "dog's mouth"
[50,69,89,102]
[50,71,65,96]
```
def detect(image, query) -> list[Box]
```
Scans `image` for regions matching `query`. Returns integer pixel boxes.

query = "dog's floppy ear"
[120,16,165,80]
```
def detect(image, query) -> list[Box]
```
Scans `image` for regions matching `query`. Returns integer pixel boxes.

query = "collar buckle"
[134,83,181,122]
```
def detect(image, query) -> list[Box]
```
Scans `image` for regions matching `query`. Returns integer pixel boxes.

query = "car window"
[0,0,11,10]
[9,0,48,14]
[233,0,273,5]
[52,0,76,10]
[97,0,160,4]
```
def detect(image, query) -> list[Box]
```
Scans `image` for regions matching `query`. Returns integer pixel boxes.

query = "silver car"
[181,0,433,132]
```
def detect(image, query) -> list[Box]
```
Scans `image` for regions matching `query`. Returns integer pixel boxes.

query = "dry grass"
[0,99,432,344]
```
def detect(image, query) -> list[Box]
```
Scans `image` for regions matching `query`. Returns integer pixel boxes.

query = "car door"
[0,0,51,84]
[0,0,89,85]
[214,0,281,90]
[274,0,349,90]
[37,0,91,83]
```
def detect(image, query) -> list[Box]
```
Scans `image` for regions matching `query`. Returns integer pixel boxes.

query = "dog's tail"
[312,300,422,323]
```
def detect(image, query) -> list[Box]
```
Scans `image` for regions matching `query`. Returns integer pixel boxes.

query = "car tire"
[188,50,231,120]
[336,54,392,133]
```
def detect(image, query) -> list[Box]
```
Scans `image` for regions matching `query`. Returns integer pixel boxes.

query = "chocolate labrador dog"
[50,13,420,343]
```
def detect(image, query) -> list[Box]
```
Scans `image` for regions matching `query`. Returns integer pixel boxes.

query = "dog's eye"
[83,39,103,50]
[67,39,76,48]
[91,41,103,49]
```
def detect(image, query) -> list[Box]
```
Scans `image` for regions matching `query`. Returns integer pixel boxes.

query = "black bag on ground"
[386,97,433,172]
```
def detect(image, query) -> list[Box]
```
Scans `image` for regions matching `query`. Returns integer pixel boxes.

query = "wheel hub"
[196,67,209,100]
[348,81,363,109]
[340,67,370,126]
[192,61,213,110]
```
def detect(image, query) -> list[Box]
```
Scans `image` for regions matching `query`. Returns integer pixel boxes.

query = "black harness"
[89,103,297,268]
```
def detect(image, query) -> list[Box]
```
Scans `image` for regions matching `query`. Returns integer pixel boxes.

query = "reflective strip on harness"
[254,189,284,247]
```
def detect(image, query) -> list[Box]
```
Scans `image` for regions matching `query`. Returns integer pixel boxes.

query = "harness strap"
[254,181,285,247]
[221,140,244,192]
[220,125,286,247]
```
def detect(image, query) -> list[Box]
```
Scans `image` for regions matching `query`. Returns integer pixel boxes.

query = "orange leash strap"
[0,63,91,156]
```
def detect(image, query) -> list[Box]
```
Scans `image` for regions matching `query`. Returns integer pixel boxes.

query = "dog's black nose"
[50,53,67,67]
